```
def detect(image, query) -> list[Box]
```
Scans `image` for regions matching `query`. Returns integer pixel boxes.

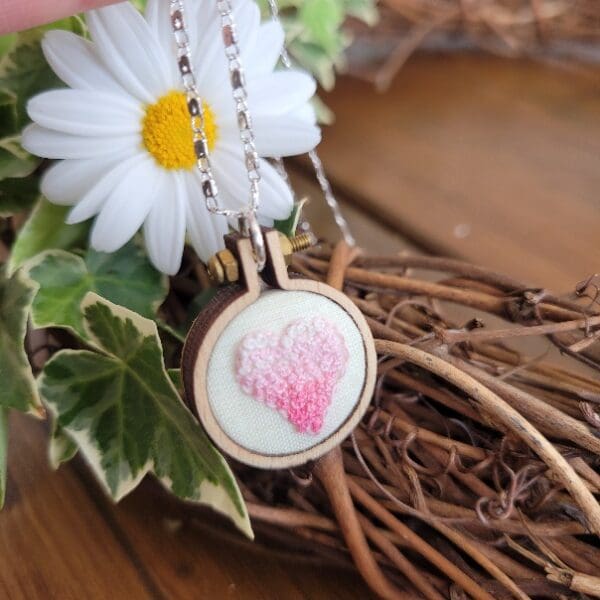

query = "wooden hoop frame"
[182,230,377,469]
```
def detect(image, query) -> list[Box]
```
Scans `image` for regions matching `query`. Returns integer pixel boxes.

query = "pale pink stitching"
[235,316,349,434]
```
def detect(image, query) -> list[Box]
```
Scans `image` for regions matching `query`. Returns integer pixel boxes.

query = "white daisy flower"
[21,0,320,274]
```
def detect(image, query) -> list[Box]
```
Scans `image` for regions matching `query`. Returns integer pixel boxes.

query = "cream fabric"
[206,289,367,455]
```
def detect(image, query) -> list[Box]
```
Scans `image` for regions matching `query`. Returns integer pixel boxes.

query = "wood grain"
[0,413,154,599]
[94,478,373,599]
[314,54,600,292]
[3,411,374,600]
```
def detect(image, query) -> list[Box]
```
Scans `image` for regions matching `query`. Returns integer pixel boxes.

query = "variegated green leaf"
[274,197,309,238]
[25,241,167,340]
[0,267,42,414]
[0,30,62,127]
[39,294,251,536]
[49,420,78,469]
[9,198,89,274]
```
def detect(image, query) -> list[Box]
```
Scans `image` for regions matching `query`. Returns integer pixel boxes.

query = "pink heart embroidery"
[235,316,349,434]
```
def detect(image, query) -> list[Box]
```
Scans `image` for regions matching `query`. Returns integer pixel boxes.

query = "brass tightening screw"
[277,231,315,265]
[207,232,316,285]
[289,232,316,252]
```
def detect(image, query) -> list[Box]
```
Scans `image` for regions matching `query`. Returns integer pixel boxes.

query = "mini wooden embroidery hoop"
[182,229,377,469]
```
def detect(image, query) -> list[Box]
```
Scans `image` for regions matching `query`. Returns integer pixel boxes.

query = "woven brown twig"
[348,1,600,90]
[227,242,600,600]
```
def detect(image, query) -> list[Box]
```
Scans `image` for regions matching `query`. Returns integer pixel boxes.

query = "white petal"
[234,0,260,59]
[247,71,316,116]
[143,171,186,275]
[291,103,318,123]
[257,159,294,220]
[67,153,147,224]
[257,214,274,228]
[195,44,227,95]
[212,143,292,220]
[21,124,139,159]
[41,155,125,206]
[91,155,161,252]
[87,4,171,103]
[185,171,229,262]
[188,0,260,102]
[42,30,125,93]
[144,0,179,88]
[192,0,261,103]
[193,19,228,91]
[28,90,142,137]
[253,114,320,157]
[244,20,284,77]
[210,144,252,214]
[191,0,259,92]
[185,0,210,49]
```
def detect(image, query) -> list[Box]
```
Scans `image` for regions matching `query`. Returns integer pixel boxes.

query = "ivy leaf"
[299,0,344,53]
[0,21,87,183]
[25,241,167,340]
[0,30,63,128]
[0,105,39,186]
[0,408,8,509]
[288,39,338,90]
[37,17,86,37]
[0,267,44,509]
[0,34,17,60]
[0,90,18,139]
[168,368,182,391]
[0,174,40,216]
[274,197,308,238]
[8,198,89,274]
[0,138,39,183]
[39,294,251,536]
[49,420,78,469]
[311,95,334,125]
[0,267,42,414]
[156,319,186,344]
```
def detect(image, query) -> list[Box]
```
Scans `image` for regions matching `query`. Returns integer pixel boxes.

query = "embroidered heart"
[235,316,349,434]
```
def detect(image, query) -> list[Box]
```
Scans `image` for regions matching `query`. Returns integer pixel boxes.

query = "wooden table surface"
[3,53,600,599]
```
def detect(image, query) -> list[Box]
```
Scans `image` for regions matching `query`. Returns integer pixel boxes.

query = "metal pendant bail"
[238,212,266,272]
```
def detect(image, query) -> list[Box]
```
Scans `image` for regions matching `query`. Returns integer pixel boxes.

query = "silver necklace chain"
[169,0,355,248]
[169,0,260,219]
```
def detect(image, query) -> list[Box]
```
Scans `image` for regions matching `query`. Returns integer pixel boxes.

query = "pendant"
[182,229,376,469]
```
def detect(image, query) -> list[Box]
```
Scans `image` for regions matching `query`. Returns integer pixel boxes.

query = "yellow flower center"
[142,91,217,170]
